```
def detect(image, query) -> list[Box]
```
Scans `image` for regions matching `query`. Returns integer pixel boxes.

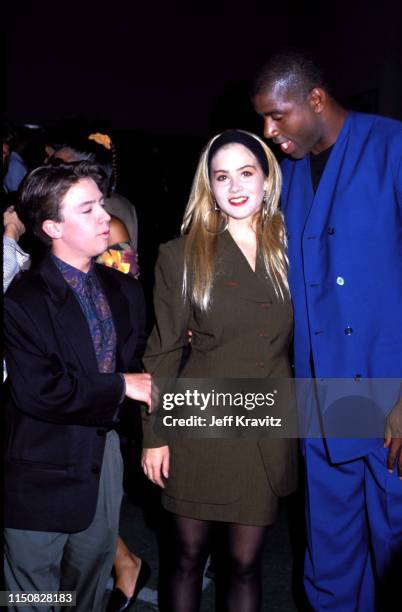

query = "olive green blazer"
[143,232,298,504]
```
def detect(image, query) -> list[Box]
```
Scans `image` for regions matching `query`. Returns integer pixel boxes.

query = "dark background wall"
[5,0,402,308]
[5,0,402,132]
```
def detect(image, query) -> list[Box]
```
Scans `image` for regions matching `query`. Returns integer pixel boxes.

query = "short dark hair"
[253,48,332,102]
[17,161,108,246]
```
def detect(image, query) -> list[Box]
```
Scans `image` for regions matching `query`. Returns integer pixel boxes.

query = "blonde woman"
[142,130,298,611]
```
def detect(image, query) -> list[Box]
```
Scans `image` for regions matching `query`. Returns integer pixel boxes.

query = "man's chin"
[288,147,308,159]
[289,148,307,160]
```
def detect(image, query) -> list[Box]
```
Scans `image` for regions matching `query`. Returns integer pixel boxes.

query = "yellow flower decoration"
[118,262,130,274]
[88,132,112,150]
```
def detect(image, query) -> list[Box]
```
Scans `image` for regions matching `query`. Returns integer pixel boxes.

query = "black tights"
[165,514,267,612]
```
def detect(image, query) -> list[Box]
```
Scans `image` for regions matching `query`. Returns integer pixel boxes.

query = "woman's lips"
[228,196,249,206]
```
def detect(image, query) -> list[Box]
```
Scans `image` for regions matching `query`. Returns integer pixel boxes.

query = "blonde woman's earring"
[203,205,228,234]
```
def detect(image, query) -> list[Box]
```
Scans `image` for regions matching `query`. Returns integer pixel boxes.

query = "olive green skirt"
[162,443,278,526]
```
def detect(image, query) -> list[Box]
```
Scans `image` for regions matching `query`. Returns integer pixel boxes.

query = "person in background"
[253,48,402,611]
[3,206,30,293]
[142,130,298,612]
[3,206,30,384]
[96,213,144,612]
[49,132,139,249]
[3,123,31,294]
[3,123,29,193]
[97,215,139,278]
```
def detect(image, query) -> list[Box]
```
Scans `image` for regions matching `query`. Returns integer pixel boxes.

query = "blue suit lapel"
[304,114,352,236]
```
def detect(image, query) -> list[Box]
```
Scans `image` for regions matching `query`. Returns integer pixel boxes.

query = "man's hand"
[141,446,170,488]
[384,399,402,478]
[123,372,159,413]
[4,206,25,242]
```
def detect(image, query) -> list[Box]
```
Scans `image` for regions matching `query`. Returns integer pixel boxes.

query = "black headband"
[207,130,269,177]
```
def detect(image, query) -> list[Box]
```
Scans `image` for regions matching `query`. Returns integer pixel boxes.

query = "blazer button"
[91,465,101,474]
[344,326,353,335]
[336,276,345,286]
[328,227,335,235]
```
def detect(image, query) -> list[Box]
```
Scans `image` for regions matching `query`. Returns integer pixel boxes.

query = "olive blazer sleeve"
[142,239,190,447]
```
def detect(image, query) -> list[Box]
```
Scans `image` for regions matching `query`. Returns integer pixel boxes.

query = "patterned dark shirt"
[52,256,116,373]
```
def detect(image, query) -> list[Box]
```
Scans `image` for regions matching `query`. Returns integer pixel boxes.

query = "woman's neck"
[228,217,257,243]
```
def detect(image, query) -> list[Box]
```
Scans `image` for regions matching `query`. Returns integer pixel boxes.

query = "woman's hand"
[384,398,402,478]
[142,446,170,488]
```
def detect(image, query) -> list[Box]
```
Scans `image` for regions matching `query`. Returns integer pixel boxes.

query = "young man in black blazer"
[3,162,155,611]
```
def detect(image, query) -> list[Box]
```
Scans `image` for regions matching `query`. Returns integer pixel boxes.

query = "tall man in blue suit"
[253,49,402,611]
[4,162,156,611]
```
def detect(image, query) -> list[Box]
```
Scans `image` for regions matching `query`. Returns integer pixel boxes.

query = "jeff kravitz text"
[162,415,282,427]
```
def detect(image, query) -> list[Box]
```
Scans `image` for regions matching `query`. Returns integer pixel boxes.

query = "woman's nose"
[229,178,241,193]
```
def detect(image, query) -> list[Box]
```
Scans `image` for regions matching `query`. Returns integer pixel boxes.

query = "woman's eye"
[82,208,92,214]
[242,171,253,177]
[216,175,227,182]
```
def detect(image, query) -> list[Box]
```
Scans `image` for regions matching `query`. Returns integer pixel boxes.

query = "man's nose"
[264,117,278,139]
[100,207,111,222]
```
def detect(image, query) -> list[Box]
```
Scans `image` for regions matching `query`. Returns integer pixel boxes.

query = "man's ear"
[308,88,326,114]
[42,219,62,240]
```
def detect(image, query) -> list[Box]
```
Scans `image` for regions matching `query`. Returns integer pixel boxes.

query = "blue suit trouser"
[303,438,402,612]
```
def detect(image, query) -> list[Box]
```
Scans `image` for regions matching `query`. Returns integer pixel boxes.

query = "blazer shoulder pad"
[5,269,47,303]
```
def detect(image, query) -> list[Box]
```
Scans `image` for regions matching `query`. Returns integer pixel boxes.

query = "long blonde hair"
[181,130,288,311]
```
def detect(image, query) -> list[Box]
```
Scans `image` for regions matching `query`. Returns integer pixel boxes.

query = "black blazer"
[4,254,146,533]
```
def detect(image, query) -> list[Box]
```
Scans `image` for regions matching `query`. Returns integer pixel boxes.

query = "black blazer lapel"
[39,255,99,372]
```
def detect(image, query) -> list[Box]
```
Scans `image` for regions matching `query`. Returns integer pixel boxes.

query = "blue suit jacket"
[281,111,402,461]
